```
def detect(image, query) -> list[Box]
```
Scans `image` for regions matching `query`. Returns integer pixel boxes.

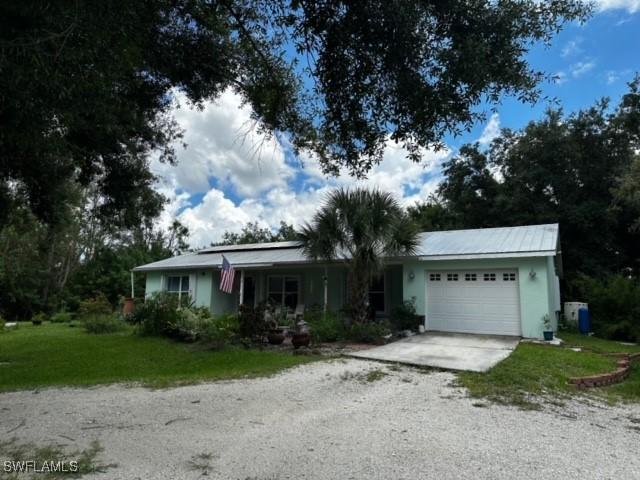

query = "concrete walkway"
[347,332,520,372]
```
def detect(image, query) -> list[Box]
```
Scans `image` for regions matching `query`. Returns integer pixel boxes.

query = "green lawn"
[457,333,640,409]
[0,323,317,392]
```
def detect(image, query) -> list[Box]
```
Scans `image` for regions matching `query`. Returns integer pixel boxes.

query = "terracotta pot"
[123,298,136,316]
[267,331,285,345]
[291,332,310,349]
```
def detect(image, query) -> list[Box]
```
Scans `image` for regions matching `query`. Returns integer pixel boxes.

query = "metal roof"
[415,223,559,259]
[133,223,559,272]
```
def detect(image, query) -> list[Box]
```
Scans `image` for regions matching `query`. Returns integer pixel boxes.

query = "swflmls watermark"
[4,460,79,473]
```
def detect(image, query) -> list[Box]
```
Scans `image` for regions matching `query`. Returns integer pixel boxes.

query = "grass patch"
[365,369,388,382]
[0,323,318,392]
[0,438,114,479]
[457,343,618,409]
[559,331,640,354]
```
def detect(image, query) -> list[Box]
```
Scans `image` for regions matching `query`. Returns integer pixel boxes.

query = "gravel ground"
[1,359,640,480]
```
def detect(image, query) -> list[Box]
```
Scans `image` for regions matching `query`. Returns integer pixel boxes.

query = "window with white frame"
[429,273,441,281]
[483,273,496,281]
[447,273,458,281]
[369,274,385,313]
[267,276,300,309]
[166,275,190,302]
[464,273,477,281]
[503,273,517,281]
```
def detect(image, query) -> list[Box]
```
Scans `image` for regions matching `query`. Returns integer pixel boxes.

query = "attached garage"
[426,270,521,336]
[402,223,562,339]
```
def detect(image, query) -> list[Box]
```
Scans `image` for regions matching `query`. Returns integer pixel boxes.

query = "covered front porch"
[211,264,404,318]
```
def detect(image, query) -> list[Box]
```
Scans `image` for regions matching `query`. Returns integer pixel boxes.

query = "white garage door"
[426,270,521,336]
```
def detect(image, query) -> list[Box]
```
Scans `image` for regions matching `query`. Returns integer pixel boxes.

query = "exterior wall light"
[529,269,537,279]
[408,270,415,280]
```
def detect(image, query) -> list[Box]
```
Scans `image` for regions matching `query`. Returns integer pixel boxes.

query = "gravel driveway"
[1,359,639,480]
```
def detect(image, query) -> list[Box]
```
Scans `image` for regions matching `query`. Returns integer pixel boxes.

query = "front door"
[243,276,256,307]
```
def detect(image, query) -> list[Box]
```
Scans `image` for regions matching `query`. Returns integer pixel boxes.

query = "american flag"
[220,255,235,294]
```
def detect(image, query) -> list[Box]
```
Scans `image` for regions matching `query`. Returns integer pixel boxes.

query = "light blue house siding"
[402,256,560,339]
[144,264,404,317]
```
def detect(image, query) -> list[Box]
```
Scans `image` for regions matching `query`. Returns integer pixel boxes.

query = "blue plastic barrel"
[578,307,591,335]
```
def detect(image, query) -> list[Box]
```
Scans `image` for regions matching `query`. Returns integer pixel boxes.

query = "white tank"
[564,302,588,325]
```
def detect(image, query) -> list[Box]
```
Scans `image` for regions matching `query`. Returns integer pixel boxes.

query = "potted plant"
[542,314,553,341]
[291,319,311,348]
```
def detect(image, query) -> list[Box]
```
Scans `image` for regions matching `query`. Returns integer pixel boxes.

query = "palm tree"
[299,188,419,324]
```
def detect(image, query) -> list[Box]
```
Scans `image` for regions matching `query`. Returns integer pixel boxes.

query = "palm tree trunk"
[349,270,370,324]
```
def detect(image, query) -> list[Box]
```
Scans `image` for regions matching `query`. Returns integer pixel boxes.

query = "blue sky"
[152,2,640,247]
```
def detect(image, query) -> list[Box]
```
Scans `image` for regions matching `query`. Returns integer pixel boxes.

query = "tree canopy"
[1,0,589,227]
[215,221,298,246]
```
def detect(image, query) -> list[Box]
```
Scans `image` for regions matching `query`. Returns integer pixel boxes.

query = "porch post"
[239,269,245,306]
[323,266,328,315]
[130,271,135,298]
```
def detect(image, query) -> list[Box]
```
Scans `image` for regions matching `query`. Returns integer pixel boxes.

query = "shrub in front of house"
[390,301,422,332]
[346,320,392,344]
[0,315,5,332]
[166,308,207,342]
[304,306,345,343]
[83,314,126,334]
[50,311,73,323]
[200,313,240,345]
[238,304,267,341]
[127,291,183,336]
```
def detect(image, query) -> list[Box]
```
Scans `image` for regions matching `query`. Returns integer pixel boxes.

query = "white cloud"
[606,69,632,84]
[151,90,293,197]
[570,61,596,78]
[561,38,583,58]
[594,0,640,13]
[153,90,451,247]
[478,113,501,146]
[176,189,254,248]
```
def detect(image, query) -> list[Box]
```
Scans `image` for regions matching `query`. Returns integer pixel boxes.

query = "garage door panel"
[426,270,521,336]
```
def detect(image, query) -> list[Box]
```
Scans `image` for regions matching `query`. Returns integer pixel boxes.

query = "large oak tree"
[1,0,589,227]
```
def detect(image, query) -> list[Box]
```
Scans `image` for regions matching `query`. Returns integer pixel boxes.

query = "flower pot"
[123,297,135,316]
[291,332,310,349]
[267,330,285,345]
[543,330,554,341]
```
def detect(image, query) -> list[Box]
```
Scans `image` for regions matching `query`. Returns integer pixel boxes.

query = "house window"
[503,273,517,281]
[166,275,190,302]
[483,273,496,281]
[267,276,300,309]
[369,274,385,313]
[429,273,441,281]
[464,273,477,281]
[446,273,458,281]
